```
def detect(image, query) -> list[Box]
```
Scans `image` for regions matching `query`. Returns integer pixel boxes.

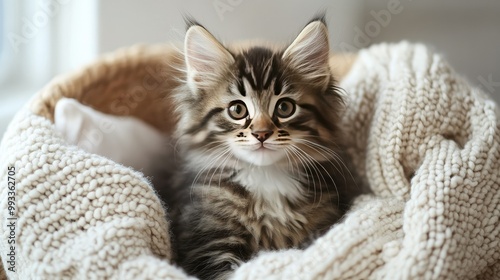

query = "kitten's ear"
[283,20,330,85]
[184,25,234,93]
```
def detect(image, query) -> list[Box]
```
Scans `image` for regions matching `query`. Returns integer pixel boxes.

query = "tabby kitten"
[172,17,357,279]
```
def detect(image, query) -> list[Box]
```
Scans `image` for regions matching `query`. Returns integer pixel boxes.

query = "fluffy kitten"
[170,17,359,280]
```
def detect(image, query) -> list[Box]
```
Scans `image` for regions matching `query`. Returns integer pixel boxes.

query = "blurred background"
[1,0,499,136]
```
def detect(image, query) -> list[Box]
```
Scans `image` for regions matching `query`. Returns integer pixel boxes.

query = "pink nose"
[251,130,273,143]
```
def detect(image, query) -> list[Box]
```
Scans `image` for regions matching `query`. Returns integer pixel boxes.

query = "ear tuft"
[183,15,203,31]
[283,20,330,85]
[308,12,327,26]
[184,25,234,93]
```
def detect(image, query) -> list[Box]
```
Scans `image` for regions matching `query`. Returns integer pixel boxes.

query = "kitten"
[170,17,360,280]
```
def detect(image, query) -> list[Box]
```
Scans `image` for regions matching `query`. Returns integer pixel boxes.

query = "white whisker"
[296,138,358,189]
[289,145,326,206]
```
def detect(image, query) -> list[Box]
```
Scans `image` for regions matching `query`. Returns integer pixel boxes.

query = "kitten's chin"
[232,147,285,166]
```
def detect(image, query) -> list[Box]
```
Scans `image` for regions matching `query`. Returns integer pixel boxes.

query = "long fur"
[168,18,361,280]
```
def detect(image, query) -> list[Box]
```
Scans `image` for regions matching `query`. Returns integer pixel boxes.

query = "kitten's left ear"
[184,24,234,94]
[283,20,330,85]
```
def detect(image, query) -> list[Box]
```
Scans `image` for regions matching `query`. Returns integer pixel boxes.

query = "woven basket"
[31,44,182,134]
[0,45,191,279]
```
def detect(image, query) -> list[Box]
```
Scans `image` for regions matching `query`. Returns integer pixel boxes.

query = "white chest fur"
[233,166,304,211]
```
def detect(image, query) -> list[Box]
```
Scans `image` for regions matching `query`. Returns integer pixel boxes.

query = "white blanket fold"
[1,42,499,279]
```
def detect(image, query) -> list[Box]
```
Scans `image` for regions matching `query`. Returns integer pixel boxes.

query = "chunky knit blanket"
[0,42,499,279]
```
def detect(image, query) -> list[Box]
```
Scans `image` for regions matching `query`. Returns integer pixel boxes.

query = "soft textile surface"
[54,98,169,178]
[1,42,499,279]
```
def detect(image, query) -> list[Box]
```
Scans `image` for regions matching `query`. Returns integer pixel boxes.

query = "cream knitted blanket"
[1,42,499,279]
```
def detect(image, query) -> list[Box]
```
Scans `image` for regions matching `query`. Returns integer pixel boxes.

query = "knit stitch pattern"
[1,42,499,279]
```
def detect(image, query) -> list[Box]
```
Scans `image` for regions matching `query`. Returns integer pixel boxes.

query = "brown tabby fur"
[162,17,363,280]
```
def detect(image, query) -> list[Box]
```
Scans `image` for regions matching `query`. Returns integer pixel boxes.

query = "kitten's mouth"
[231,142,285,166]
[233,140,282,153]
[254,143,276,151]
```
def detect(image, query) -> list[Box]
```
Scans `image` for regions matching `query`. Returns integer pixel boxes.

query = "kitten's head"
[175,18,344,168]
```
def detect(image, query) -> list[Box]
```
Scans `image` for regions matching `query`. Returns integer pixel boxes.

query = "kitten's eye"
[275,98,296,118]
[228,101,248,120]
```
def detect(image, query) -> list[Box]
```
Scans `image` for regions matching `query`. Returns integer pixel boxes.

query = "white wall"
[97,0,362,53]
[0,0,98,135]
[361,0,500,99]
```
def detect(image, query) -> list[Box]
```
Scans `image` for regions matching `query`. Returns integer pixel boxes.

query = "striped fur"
[170,17,359,280]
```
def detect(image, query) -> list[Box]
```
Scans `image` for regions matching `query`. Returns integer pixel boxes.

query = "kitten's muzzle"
[252,130,273,143]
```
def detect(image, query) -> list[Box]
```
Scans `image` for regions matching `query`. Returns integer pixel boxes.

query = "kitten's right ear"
[184,25,234,94]
[283,19,330,86]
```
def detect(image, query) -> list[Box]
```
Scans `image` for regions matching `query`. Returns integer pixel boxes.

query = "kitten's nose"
[252,130,273,143]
